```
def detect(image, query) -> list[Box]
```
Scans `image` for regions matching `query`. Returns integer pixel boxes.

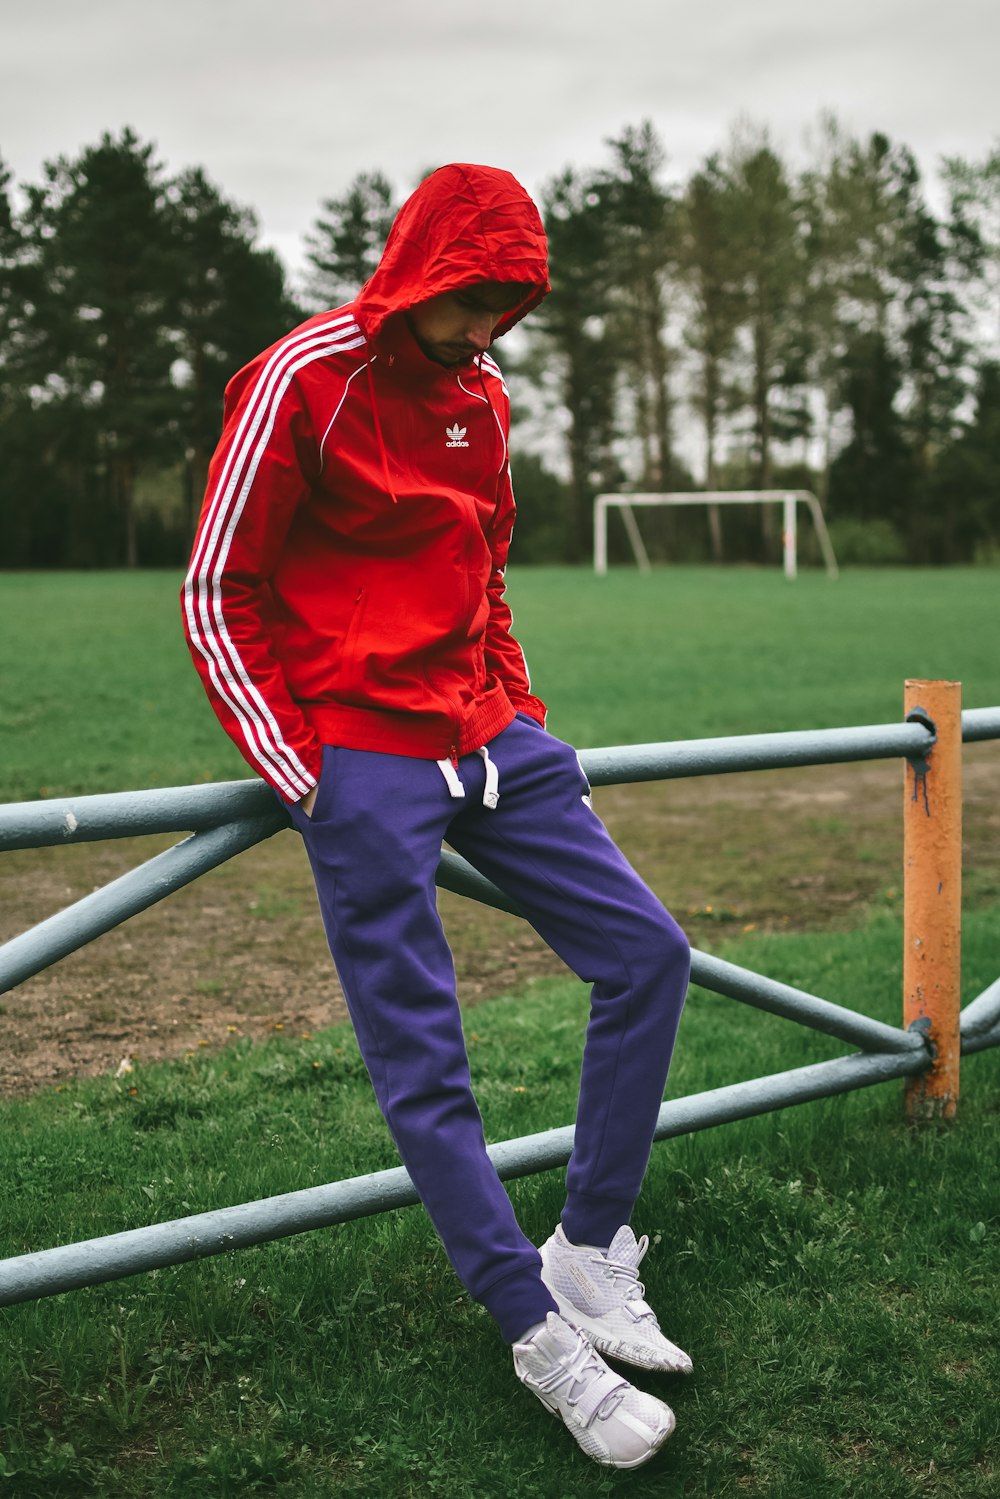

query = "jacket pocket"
[290,745,336,828]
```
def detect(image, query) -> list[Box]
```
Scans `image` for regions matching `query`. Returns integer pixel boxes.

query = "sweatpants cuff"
[480,1266,558,1345]
[561,1190,635,1251]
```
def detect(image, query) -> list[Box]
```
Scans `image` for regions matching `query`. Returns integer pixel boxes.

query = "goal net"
[593,491,839,579]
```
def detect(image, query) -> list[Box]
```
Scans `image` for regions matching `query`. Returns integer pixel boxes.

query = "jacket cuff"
[274,743,322,805]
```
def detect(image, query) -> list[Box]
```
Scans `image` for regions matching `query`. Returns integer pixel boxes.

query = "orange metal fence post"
[903,679,962,1121]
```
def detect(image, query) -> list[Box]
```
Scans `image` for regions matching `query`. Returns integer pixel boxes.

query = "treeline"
[2,121,999,568]
[0,131,298,567]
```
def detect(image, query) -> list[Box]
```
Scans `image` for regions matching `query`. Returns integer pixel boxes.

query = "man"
[182,162,691,1470]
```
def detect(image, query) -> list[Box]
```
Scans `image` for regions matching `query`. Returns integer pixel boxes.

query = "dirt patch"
[2,746,997,1097]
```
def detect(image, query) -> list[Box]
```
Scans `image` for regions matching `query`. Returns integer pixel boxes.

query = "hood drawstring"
[476,358,510,532]
[366,355,399,504]
[435,745,500,809]
[476,360,507,477]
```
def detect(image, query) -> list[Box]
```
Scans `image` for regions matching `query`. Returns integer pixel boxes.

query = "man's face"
[407,282,529,368]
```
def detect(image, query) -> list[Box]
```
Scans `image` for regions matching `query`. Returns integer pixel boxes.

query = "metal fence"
[2,687,999,1307]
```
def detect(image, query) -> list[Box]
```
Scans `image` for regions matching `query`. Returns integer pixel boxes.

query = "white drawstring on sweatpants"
[435,747,500,810]
[436,758,466,799]
[475,745,500,809]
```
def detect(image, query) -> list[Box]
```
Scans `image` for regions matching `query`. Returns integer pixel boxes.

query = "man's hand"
[299,785,318,819]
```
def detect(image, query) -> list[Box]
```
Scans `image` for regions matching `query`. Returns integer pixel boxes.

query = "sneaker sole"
[541,1288,694,1375]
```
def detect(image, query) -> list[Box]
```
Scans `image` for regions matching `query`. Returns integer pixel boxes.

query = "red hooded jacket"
[182,164,551,802]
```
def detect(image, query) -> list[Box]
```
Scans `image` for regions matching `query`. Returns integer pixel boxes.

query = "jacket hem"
[301,691,525,760]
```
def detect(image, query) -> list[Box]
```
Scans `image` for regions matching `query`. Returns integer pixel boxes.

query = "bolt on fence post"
[903,679,962,1121]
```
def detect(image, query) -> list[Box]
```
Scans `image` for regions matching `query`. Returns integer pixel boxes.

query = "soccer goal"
[593,490,839,579]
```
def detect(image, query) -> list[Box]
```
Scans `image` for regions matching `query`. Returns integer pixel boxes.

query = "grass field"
[1,920,998,1497]
[1,566,998,800]
[1,566,998,1495]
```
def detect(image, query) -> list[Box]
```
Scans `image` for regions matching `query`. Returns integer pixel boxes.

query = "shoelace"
[591,1236,657,1323]
[532,1330,626,1426]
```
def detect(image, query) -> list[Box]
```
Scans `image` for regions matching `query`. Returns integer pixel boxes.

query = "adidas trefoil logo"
[446,424,469,448]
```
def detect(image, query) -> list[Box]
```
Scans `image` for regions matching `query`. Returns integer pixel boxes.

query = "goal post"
[593,491,839,579]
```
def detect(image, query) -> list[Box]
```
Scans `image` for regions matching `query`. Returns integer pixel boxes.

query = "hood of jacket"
[354,163,550,347]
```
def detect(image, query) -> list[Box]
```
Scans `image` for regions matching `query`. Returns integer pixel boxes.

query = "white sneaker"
[539,1224,693,1375]
[513,1312,675,1469]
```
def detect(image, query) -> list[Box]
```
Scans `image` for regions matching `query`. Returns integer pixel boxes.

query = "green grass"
[1,910,998,1497]
[1,566,998,1493]
[1,566,998,800]
[510,565,1000,749]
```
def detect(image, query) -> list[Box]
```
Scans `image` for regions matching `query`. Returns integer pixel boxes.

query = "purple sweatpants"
[287,714,690,1343]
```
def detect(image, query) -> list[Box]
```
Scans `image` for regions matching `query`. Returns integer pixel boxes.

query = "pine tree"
[828,329,915,534]
[304,171,397,309]
[599,122,677,489]
[725,128,807,498]
[19,129,176,564]
[164,166,300,532]
[930,360,1000,561]
[0,155,39,564]
[942,144,1000,356]
[531,167,620,560]
[678,154,745,554]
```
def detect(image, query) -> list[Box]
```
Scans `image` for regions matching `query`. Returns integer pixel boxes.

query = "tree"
[678,153,745,554]
[942,143,1000,355]
[0,157,21,368]
[798,124,928,517]
[305,170,397,308]
[531,167,621,559]
[0,155,33,419]
[18,129,176,565]
[725,130,808,499]
[164,166,300,531]
[599,122,677,489]
[929,360,1000,561]
[0,155,43,565]
[799,117,872,505]
[827,328,915,540]
[897,189,971,486]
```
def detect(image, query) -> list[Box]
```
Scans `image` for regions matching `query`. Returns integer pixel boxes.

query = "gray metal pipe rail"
[3,709,994,994]
[583,707,1000,786]
[0,780,284,851]
[0,1046,929,1307]
[961,977,1000,1040]
[1,701,998,1308]
[3,707,997,856]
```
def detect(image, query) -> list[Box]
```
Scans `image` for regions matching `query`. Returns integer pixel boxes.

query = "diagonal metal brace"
[0,811,286,993]
[436,850,923,1057]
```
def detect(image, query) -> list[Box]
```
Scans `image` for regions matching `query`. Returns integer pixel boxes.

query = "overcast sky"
[4,0,998,285]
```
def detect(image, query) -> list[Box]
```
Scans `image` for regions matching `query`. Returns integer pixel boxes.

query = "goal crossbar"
[593,491,839,579]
